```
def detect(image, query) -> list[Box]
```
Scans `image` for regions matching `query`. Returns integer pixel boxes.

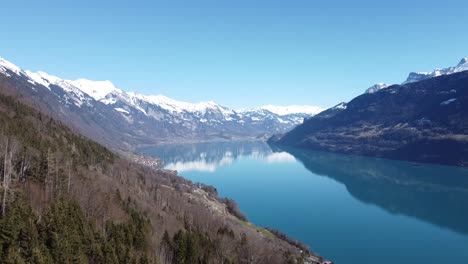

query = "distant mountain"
[0,57,323,149]
[270,58,468,166]
[364,58,468,93]
[259,105,323,116]
[403,57,468,84]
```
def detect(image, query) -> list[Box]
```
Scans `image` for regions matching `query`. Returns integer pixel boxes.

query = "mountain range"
[365,57,468,93]
[270,58,468,166]
[3,55,468,166]
[0,57,323,150]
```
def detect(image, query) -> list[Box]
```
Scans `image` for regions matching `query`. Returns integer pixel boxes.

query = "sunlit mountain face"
[0,57,324,149]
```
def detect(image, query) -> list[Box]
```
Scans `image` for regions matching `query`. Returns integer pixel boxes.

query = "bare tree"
[1,137,18,215]
[19,150,32,182]
[46,148,55,201]
[68,160,72,193]
[2,137,9,217]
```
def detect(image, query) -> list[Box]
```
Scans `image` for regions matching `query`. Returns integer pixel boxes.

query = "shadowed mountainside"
[271,70,468,166]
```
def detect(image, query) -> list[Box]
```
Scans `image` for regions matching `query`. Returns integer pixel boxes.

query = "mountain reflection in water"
[141,141,468,236]
[273,145,468,236]
[140,141,295,172]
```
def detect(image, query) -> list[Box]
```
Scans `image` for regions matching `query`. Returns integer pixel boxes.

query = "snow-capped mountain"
[0,57,322,149]
[365,83,389,94]
[68,79,120,100]
[364,57,468,94]
[403,57,468,84]
[271,62,468,167]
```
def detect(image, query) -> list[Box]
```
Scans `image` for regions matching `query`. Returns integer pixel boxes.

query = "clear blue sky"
[1,0,467,109]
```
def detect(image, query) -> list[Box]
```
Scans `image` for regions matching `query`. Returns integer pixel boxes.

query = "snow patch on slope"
[24,71,66,90]
[115,107,130,114]
[333,102,347,110]
[441,98,457,105]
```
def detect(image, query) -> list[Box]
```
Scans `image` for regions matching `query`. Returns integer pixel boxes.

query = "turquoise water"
[139,141,468,263]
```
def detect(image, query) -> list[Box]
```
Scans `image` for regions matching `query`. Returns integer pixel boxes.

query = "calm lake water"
[139,141,468,264]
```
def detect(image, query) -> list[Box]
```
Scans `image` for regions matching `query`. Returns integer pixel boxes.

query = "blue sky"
[1,0,467,109]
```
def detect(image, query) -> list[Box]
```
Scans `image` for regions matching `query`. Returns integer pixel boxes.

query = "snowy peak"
[403,57,468,84]
[136,94,225,114]
[68,79,120,100]
[259,105,324,116]
[0,55,322,131]
[365,83,389,94]
[364,57,468,93]
[0,59,72,92]
[0,57,24,76]
[458,57,468,66]
[0,57,117,101]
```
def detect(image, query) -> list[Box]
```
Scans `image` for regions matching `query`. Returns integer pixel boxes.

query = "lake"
[139,141,468,263]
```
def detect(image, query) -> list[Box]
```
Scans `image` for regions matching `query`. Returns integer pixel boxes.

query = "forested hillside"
[0,91,318,263]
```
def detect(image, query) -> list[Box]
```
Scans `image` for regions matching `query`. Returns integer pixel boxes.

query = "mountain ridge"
[364,57,468,94]
[270,64,468,167]
[1,57,322,117]
[0,56,323,150]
